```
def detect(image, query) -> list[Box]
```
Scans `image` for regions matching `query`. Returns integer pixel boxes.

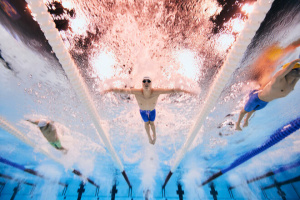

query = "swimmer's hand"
[174,88,198,96]
[189,91,198,96]
[179,89,198,96]
[26,119,39,125]
[101,89,113,94]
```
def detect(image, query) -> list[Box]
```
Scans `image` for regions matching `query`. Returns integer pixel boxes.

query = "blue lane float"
[0,157,26,171]
[272,159,300,174]
[0,173,35,186]
[201,117,300,186]
[229,159,300,189]
[0,156,67,186]
[0,156,103,188]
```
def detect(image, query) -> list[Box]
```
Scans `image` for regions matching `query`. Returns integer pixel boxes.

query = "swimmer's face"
[142,79,152,89]
[288,68,300,77]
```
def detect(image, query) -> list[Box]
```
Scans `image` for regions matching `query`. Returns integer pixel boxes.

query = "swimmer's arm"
[153,88,196,95]
[103,88,142,94]
[26,119,52,128]
[26,119,39,125]
[289,38,300,49]
[275,59,300,79]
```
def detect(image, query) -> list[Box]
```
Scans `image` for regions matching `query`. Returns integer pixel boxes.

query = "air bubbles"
[216,34,235,52]
[24,88,33,95]
[241,4,254,15]
[61,1,73,10]
[70,17,87,35]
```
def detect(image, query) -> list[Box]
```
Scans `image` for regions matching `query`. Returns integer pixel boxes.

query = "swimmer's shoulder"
[130,88,143,95]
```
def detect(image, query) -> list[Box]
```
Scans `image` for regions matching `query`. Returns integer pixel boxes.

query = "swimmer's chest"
[271,79,295,97]
[134,94,159,104]
[40,124,56,135]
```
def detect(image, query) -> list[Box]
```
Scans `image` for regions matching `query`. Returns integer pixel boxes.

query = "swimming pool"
[0,0,300,199]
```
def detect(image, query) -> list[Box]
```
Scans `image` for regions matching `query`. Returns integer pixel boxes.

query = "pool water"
[0,0,300,199]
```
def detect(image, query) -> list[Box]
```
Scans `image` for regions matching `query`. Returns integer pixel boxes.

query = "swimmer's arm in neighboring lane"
[26,119,39,125]
[274,59,300,79]
[288,38,300,50]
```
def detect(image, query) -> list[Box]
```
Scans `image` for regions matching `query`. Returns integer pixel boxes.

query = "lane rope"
[26,0,124,171]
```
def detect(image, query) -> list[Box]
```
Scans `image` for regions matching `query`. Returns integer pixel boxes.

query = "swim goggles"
[143,79,151,83]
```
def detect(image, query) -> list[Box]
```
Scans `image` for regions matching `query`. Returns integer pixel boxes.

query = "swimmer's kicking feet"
[235,58,300,130]
[103,76,196,145]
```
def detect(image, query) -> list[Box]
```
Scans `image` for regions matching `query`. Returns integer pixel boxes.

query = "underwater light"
[177,49,198,80]
[93,51,116,80]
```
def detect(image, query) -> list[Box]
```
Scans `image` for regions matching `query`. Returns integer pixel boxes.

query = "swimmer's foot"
[148,137,154,145]
[59,148,68,154]
[152,136,156,144]
[235,123,242,131]
[243,121,249,128]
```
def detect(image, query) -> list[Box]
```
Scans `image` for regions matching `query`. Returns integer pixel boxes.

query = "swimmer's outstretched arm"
[274,58,300,79]
[289,38,300,49]
[103,88,142,95]
[26,119,53,126]
[152,88,196,95]
[26,119,39,125]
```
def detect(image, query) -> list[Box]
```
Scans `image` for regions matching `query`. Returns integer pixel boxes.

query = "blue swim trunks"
[139,109,156,122]
[244,90,268,112]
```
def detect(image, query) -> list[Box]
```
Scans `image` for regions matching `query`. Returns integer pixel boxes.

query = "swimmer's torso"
[40,123,59,142]
[259,76,298,102]
[134,91,160,110]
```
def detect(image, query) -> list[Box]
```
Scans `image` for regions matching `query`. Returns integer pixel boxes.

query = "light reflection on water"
[62,0,224,87]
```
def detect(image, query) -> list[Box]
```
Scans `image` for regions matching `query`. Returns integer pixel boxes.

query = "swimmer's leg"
[58,147,68,154]
[235,109,247,131]
[149,121,156,144]
[243,110,255,127]
[53,142,68,154]
[144,121,153,144]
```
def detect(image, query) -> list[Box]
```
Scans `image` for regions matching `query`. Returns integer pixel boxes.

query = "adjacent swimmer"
[250,38,300,87]
[235,58,300,130]
[27,119,68,153]
[104,76,195,145]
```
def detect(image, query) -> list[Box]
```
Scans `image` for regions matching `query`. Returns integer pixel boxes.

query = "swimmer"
[235,58,300,131]
[103,76,195,145]
[250,38,300,87]
[27,119,68,153]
